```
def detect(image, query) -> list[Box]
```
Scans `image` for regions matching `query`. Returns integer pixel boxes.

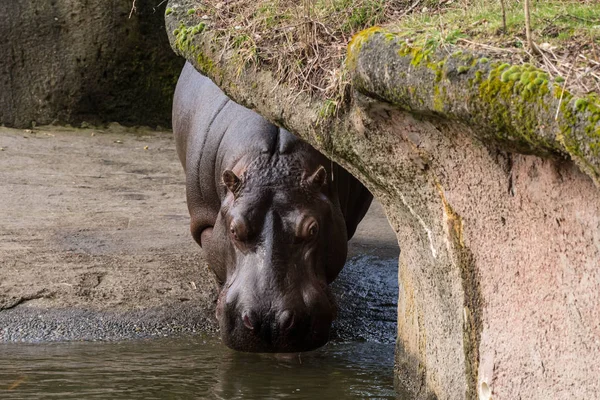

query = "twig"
[524,0,540,55]
[579,53,600,67]
[555,60,576,121]
[562,14,600,24]
[538,49,561,77]
[398,0,421,19]
[129,0,137,19]
[500,0,507,33]
[456,38,514,53]
[578,81,591,93]
[311,19,338,41]
[153,0,168,13]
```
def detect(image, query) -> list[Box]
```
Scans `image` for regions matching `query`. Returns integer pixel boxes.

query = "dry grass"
[187,0,600,99]
[393,0,600,96]
[189,0,415,103]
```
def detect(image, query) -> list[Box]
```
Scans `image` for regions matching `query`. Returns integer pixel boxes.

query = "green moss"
[478,57,489,64]
[196,51,215,74]
[318,99,338,120]
[474,61,558,153]
[551,89,600,182]
[430,60,446,82]
[410,47,432,67]
[173,21,208,55]
[187,9,196,15]
[397,41,439,68]
[347,27,384,68]
[433,85,445,112]
[165,8,173,16]
[575,98,589,112]
[351,32,598,179]
[173,21,214,76]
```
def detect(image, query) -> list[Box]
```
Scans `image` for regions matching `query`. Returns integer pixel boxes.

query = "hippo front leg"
[200,227,213,246]
[190,216,208,247]
[191,214,228,284]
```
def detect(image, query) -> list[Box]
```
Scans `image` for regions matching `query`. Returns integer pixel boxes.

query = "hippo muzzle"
[216,264,336,353]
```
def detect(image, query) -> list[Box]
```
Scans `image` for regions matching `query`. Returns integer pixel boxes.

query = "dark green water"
[0,336,405,399]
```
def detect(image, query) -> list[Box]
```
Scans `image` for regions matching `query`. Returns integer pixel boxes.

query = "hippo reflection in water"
[173,63,373,352]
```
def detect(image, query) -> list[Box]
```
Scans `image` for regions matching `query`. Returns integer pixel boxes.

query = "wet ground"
[0,125,401,397]
[0,125,399,342]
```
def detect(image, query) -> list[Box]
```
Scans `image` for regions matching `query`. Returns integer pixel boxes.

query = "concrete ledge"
[350,29,600,188]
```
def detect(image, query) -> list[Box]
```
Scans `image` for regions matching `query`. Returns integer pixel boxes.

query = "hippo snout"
[240,309,295,333]
[217,285,335,353]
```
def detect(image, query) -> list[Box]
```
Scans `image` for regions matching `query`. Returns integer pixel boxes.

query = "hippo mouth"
[215,284,337,353]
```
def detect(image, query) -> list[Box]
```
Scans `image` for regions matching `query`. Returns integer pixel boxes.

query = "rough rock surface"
[165,4,600,399]
[0,0,183,128]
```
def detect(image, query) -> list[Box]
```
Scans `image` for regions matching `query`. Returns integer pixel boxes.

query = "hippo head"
[206,154,348,353]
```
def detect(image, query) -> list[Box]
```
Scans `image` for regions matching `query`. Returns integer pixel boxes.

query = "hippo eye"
[308,223,318,238]
[294,217,319,243]
[230,220,248,242]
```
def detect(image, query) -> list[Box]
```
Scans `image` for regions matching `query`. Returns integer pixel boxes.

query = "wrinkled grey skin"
[173,63,373,352]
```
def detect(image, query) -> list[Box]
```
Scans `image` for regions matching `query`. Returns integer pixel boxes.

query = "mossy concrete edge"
[349,28,600,188]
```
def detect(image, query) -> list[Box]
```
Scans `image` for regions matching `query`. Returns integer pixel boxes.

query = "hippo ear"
[222,170,241,194]
[306,165,327,188]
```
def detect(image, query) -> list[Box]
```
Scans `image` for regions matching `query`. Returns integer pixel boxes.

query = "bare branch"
[129,0,137,19]
[500,0,507,33]
[524,0,540,55]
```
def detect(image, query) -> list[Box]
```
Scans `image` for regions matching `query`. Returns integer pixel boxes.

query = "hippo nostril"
[278,310,295,332]
[242,311,254,330]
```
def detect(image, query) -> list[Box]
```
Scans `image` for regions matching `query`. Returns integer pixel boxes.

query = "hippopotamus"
[173,62,373,352]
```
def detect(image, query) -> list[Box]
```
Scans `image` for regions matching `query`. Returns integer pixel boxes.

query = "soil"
[0,125,399,342]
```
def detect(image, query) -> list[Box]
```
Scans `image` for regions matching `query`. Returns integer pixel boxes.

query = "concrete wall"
[350,103,600,400]
[0,0,183,128]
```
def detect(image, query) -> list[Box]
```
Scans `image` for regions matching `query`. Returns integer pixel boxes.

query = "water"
[0,254,402,399]
[0,336,406,399]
